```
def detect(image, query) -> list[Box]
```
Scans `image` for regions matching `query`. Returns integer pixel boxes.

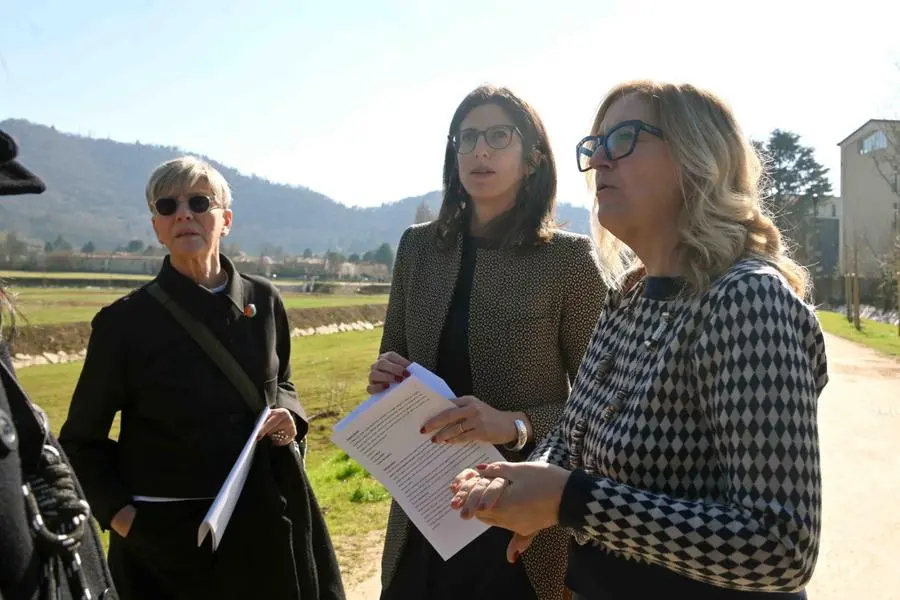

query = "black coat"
[58,255,345,600]
[0,342,118,600]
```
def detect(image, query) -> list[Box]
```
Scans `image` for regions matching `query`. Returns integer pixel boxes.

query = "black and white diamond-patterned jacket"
[532,258,829,595]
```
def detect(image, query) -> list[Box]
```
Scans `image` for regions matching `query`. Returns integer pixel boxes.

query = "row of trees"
[237,243,396,267]
[0,232,162,257]
[44,237,160,255]
[324,243,395,267]
[240,242,396,280]
[2,232,396,268]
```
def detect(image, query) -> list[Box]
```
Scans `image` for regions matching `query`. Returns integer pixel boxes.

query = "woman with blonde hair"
[450,80,829,599]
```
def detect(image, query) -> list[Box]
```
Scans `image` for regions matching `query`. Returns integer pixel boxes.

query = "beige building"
[837,119,900,276]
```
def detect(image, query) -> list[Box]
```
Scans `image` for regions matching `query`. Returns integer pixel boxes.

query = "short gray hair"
[145,156,232,212]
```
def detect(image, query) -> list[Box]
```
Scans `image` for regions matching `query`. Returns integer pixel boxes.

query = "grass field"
[817,311,900,358]
[0,270,152,280]
[15,328,390,579]
[0,270,384,288]
[7,287,388,325]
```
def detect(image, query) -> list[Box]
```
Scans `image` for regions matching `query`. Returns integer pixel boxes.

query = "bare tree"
[867,87,900,330]
[859,231,899,312]
[870,120,900,200]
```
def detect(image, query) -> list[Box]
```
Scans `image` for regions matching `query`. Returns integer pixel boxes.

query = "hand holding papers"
[331,364,504,560]
[198,405,271,550]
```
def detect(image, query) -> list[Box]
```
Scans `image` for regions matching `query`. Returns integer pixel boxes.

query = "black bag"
[1,355,118,599]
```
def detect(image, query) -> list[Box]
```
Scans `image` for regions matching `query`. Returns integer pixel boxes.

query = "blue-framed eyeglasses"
[576,119,664,172]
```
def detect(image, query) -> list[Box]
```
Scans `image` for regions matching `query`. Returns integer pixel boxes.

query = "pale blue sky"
[2,0,899,209]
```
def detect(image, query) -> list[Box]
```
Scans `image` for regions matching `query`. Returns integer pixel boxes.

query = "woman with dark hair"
[366,85,606,600]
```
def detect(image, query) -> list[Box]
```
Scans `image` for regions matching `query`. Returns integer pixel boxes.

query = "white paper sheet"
[198,405,271,550]
[332,363,504,560]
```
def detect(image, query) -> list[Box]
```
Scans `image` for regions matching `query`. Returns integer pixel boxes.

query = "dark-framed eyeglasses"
[450,124,520,154]
[576,119,664,172]
[153,195,216,216]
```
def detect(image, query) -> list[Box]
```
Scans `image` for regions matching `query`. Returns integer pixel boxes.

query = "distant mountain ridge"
[0,119,591,254]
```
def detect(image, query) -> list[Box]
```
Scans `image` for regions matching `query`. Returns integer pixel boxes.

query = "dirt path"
[804,333,900,599]
[347,332,900,599]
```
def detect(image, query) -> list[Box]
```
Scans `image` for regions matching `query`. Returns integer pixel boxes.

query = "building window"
[859,130,888,154]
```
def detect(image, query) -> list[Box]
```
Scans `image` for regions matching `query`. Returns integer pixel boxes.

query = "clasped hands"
[447,461,571,562]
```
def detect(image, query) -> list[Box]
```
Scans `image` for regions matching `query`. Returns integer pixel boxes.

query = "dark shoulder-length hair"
[436,85,557,249]
[0,284,18,346]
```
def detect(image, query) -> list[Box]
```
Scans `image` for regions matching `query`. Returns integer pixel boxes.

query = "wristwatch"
[504,418,528,452]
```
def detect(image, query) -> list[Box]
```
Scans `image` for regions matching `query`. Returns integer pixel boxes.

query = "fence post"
[844,274,852,322]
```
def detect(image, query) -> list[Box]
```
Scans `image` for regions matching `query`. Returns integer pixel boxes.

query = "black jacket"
[0,343,118,600]
[58,255,344,600]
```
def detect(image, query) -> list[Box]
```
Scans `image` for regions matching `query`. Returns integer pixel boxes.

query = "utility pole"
[895,203,899,336]
[853,238,861,331]
[844,253,852,323]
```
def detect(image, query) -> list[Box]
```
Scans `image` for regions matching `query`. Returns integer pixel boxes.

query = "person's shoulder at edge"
[705,256,817,310]
[402,220,441,244]
[544,228,595,252]
[391,221,442,260]
[240,271,281,301]
[87,284,148,330]
[700,256,827,377]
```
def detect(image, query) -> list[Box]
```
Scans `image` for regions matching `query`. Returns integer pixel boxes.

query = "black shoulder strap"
[145,281,267,415]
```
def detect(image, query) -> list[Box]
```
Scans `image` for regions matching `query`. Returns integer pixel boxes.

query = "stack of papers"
[198,406,271,550]
[331,363,504,560]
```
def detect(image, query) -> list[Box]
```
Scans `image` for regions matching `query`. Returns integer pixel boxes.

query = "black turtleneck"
[434,233,486,396]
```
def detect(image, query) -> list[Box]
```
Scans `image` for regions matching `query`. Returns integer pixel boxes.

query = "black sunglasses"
[153,194,215,216]
[576,119,664,172]
[450,124,520,154]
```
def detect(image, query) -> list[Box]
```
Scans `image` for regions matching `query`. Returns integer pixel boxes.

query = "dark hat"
[0,128,46,196]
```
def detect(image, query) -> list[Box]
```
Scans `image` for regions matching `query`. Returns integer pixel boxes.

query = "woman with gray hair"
[59,156,345,600]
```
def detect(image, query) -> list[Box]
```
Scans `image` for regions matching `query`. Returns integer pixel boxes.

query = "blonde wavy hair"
[588,80,809,299]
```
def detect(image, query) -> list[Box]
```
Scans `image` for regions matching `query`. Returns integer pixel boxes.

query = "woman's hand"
[257,408,298,446]
[111,504,137,538]
[449,461,571,561]
[367,351,411,394]
[422,396,530,446]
